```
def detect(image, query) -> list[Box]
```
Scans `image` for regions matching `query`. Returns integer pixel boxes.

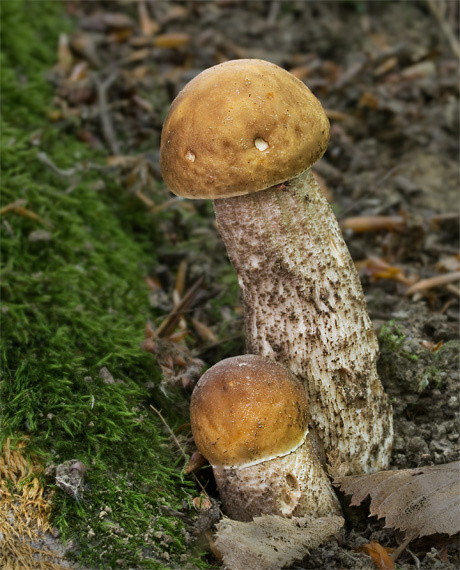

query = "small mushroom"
[190,354,341,522]
[161,59,393,475]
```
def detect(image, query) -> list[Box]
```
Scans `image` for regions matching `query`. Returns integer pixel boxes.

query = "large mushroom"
[161,59,393,475]
[190,354,341,521]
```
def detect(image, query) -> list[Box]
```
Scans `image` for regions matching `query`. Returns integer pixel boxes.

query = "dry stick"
[405,271,460,296]
[427,0,460,60]
[94,72,120,156]
[37,152,79,177]
[155,276,204,339]
[150,405,221,514]
[407,549,421,570]
[391,534,414,562]
[266,1,281,25]
[0,200,50,227]
[446,283,460,298]
[37,152,111,178]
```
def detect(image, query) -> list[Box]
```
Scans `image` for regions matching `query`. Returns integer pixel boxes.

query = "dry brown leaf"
[191,318,218,344]
[356,541,395,569]
[214,514,344,570]
[56,33,73,73]
[359,91,380,109]
[340,215,405,233]
[334,462,460,539]
[154,33,191,49]
[138,1,159,36]
[355,258,416,286]
[81,12,135,32]
[184,450,207,474]
[69,32,101,67]
[436,254,460,273]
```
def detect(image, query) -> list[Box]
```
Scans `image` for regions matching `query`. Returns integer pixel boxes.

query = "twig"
[93,72,120,155]
[150,404,220,512]
[37,151,110,177]
[0,199,51,227]
[407,548,421,570]
[446,283,460,298]
[37,152,79,177]
[391,534,413,562]
[427,0,460,60]
[37,152,113,194]
[405,271,460,296]
[266,1,281,26]
[150,405,191,466]
[155,277,204,339]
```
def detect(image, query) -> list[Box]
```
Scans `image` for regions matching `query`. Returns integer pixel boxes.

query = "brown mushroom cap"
[190,354,310,468]
[160,59,329,199]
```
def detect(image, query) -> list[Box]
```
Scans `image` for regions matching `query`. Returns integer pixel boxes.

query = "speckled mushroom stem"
[213,436,341,522]
[214,168,393,475]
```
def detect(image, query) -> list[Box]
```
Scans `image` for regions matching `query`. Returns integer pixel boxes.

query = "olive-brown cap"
[160,59,329,199]
[190,354,309,468]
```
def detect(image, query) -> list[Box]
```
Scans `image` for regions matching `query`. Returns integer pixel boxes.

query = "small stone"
[447,396,459,409]
[28,229,52,242]
[99,367,115,384]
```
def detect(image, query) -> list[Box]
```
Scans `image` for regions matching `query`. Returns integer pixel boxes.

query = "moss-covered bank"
[1,2,205,567]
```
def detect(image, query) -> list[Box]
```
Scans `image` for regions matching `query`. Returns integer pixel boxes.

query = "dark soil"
[5,1,459,569]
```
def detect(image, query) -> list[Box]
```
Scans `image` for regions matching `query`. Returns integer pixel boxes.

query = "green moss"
[422,340,460,391]
[378,321,459,394]
[378,321,418,361]
[1,1,207,567]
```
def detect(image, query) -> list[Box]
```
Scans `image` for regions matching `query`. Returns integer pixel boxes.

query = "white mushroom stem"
[213,436,341,522]
[214,168,393,474]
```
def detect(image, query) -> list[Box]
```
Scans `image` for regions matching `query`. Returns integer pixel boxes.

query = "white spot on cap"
[185,150,195,162]
[254,138,269,151]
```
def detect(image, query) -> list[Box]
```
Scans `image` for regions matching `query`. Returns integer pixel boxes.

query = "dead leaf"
[68,61,89,83]
[154,33,191,49]
[214,514,344,570]
[138,1,159,36]
[436,254,460,273]
[359,91,380,110]
[334,462,460,539]
[356,541,395,569]
[56,33,73,73]
[373,56,399,77]
[174,259,188,298]
[355,258,416,286]
[288,64,315,80]
[340,215,405,233]
[70,32,101,67]
[191,318,218,344]
[80,12,134,32]
[420,339,444,352]
[184,450,207,474]
[400,60,436,79]
[192,494,213,511]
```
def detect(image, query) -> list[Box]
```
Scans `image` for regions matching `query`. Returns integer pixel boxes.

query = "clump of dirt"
[378,310,459,470]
